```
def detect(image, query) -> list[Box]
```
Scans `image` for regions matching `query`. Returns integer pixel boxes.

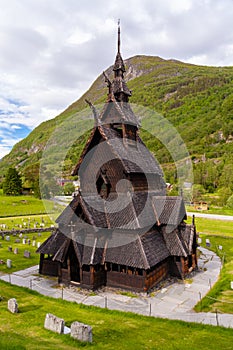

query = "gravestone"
[24,251,30,258]
[38,233,41,237]
[7,259,12,268]
[32,240,36,247]
[197,237,202,244]
[37,242,41,248]
[206,239,211,247]
[6,236,10,241]
[22,239,26,244]
[19,233,23,238]
[8,246,12,252]
[8,298,18,313]
[44,313,65,334]
[231,281,233,289]
[14,248,18,254]
[218,245,223,250]
[70,321,92,343]
[15,239,20,243]
[28,239,31,245]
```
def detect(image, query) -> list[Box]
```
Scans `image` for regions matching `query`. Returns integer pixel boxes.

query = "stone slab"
[71,321,92,342]
[44,313,65,334]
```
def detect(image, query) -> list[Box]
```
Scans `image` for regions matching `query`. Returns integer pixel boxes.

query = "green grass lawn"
[0,194,57,217]
[187,216,233,237]
[195,235,233,313]
[0,231,51,273]
[186,206,233,216]
[1,281,233,350]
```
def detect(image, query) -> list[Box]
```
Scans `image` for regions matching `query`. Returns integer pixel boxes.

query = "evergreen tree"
[3,167,22,195]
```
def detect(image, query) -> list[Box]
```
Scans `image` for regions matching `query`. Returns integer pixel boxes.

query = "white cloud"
[0,0,233,158]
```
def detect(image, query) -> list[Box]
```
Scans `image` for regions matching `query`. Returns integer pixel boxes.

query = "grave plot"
[0,230,51,273]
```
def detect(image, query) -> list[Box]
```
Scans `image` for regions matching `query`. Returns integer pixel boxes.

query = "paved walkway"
[187,212,233,221]
[1,247,233,328]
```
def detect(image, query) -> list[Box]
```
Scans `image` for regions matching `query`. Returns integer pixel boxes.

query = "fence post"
[215,309,219,326]
[199,292,202,311]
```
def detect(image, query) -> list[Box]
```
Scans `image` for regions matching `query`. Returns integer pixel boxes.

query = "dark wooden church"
[37,24,197,292]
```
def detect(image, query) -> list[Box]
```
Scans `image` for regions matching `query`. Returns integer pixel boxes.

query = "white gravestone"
[8,298,18,313]
[70,321,92,343]
[44,313,65,334]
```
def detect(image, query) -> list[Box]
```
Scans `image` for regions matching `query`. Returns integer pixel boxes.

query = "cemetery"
[0,9,233,350]
[0,222,51,273]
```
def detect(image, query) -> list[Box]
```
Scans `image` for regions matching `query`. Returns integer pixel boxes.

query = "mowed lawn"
[1,281,233,350]
[0,194,56,217]
[187,216,233,237]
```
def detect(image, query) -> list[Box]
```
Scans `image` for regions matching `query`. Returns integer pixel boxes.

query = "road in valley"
[187,212,233,221]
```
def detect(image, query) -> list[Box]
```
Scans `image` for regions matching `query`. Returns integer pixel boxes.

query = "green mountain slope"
[1,55,233,198]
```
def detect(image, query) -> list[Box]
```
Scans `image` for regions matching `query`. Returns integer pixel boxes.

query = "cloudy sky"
[0,0,233,158]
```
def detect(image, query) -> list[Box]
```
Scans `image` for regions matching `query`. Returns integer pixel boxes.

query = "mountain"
[1,55,233,197]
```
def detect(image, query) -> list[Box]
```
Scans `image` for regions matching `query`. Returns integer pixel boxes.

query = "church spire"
[113,20,126,74]
[117,19,121,54]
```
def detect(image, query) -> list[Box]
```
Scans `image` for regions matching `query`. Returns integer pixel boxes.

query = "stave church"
[37,24,197,292]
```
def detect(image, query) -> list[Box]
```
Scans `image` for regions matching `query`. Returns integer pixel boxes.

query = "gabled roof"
[99,101,138,126]
[72,124,163,178]
[36,229,65,255]
[151,196,187,226]
[161,224,195,257]
[56,193,186,232]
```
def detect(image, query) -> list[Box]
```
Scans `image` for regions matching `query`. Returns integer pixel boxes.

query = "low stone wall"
[0,227,55,237]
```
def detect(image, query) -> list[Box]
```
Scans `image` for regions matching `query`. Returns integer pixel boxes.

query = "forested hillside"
[1,55,233,204]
